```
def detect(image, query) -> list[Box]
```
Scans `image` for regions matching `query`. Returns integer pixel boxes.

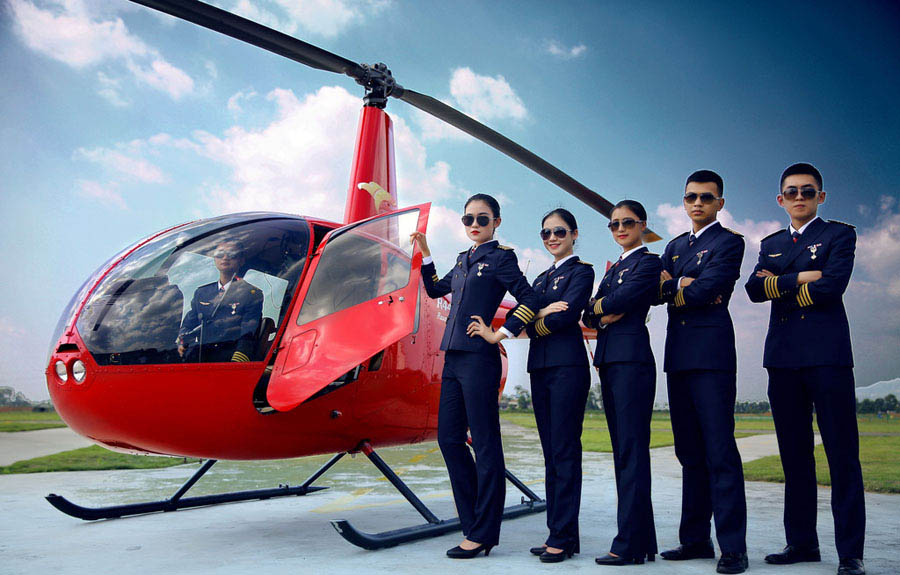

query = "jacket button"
[681,320,686,326]
[800,314,805,320]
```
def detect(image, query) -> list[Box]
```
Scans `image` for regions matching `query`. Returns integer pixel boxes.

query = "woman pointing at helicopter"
[410,193,539,559]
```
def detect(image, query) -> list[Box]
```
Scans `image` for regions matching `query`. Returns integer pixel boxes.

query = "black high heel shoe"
[594,552,655,566]
[446,543,495,559]
[529,545,547,556]
[540,541,578,563]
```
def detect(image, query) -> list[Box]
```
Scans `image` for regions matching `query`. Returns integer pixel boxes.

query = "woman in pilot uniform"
[583,199,661,566]
[411,193,539,559]
[522,208,595,563]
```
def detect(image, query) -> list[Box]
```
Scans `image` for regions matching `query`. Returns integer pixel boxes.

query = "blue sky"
[2,0,899,401]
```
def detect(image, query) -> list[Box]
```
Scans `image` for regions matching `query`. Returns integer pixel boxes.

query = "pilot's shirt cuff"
[422,255,433,265]
[498,327,514,339]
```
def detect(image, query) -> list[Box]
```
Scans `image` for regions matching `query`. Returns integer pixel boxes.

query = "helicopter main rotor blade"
[128,0,365,77]
[127,0,662,240]
[399,89,614,217]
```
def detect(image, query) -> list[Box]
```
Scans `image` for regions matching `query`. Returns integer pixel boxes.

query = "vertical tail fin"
[343,106,398,224]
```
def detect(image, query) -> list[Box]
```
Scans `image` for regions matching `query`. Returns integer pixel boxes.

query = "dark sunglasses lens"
[539,228,552,240]
[607,221,620,231]
[461,215,474,226]
[685,193,717,204]
[801,189,818,199]
[476,215,491,226]
[552,227,568,238]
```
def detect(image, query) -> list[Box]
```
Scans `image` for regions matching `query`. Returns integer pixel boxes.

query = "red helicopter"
[44,0,659,549]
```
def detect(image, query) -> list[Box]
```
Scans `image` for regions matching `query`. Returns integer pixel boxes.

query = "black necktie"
[689,233,696,247]
[792,231,801,243]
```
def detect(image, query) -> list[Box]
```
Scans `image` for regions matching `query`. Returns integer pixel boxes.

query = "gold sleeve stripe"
[231,351,250,362]
[594,297,604,315]
[518,305,534,318]
[512,309,533,323]
[535,318,550,336]
[763,276,771,299]
[771,276,781,298]
[431,274,439,282]
[797,283,814,307]
[675,289,685,307]
[658,279,665,299]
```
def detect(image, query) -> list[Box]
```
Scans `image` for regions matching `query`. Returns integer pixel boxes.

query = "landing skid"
[46,453,343,521]
[331,441,546,550]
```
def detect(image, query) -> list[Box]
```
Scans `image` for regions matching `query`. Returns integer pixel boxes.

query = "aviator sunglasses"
[461,214,494,227]
[607,218,643,232]
[213,250,241,259]
[781,186,819,200]
[540,226,572,240]
[683,192,720,204]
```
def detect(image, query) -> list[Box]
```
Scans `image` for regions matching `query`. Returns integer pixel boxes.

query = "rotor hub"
[358,63,400,108]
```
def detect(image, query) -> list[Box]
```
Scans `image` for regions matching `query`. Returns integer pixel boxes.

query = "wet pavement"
[0,421,896,574]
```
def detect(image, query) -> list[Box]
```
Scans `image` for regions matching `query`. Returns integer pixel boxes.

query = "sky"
[1,0,899,402]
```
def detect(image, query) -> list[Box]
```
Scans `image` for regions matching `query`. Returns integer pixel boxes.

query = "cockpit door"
[267,204,430,411]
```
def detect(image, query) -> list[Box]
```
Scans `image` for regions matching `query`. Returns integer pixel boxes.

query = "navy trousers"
[598,362,658,558]
[437,349,505,546]
[530,364,590,549]
[767,366,866,559]
[667,370,747,553]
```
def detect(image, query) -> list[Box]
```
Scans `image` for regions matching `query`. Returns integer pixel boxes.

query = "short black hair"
[686,169,724,196]
[541,208,578,231]
[464,193,500,218]
[780,162,823,190]
[612,199,647,222]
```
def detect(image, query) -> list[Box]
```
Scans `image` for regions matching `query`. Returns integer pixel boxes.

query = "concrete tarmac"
[0,427,93,466]
[0,422,895,574]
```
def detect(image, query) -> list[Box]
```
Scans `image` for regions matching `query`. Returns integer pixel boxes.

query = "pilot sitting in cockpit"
[178,240,263,363]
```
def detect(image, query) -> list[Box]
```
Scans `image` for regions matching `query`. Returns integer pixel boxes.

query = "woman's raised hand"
[409,231,431,258]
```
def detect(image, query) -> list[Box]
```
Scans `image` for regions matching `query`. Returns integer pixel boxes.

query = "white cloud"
[76,145,168,183]
[186,85,465,225]
[415,67,528,142]
[77,179,127,210]
[96,71,128,107]
[449,67,527,122]
[855,200,900,297]
[227,89,258,113]
[10,0,194,101]
[229,0,391,38]
[546,40,587,60]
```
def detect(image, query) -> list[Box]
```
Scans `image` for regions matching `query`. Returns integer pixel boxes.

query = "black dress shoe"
[661,540,716,561]
[595,553,651,566]
[764,545,821,564]
[540,541,578,563]
[837,558,865,575]
[446,543,494,558]
[529,545,547,556]
[717,552,749,574]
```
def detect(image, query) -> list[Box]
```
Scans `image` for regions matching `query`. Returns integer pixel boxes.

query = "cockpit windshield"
[71,214,310,365]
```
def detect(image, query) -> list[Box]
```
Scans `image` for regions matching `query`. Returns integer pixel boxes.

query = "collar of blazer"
[781,217,827,269]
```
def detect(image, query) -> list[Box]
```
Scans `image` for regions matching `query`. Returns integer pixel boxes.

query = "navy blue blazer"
[745,218,855,368]
[523,256,595,372]
[656,222,745,373]
[179,278,263,361]
[583,247,661,366]
[422,240,539,353]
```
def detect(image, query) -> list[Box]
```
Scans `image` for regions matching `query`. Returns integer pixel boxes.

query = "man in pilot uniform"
[179,241,263,363]
[745,163,865,575]
[656,170,748,574]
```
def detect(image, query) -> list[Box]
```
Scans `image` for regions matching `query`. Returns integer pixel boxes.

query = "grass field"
[0,445,200,474]
[743,436,900,494]
[501,411,755,453]
[0,409,66,432]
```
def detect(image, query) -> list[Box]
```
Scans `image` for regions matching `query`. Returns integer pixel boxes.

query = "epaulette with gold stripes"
[644,251,660,257]
[761,229,786,242]
[723,227,744,236]
[578,260,593,266]
[828,219,856,229]
[497,244,514,251]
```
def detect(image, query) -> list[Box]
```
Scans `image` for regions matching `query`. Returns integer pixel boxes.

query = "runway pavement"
[0,422,894,574]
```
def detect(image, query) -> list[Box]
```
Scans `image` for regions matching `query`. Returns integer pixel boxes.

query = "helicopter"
[44,0,660,550]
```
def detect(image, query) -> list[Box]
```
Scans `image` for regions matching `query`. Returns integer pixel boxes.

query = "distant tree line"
[504,388,899,416]
[857,394,898,414]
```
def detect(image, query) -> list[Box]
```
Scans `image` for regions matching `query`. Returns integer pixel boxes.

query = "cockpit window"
[74,215,309,365]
